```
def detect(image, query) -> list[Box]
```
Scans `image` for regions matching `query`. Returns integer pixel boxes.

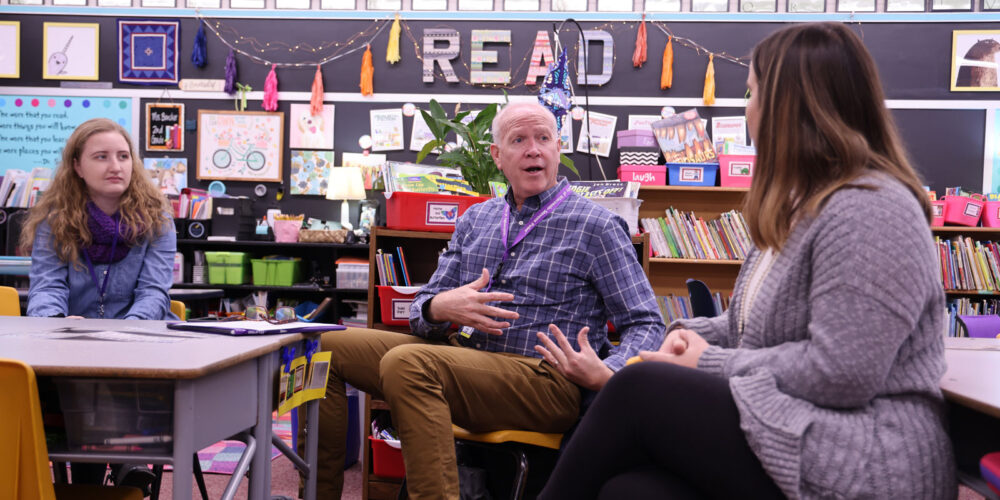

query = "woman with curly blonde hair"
[21,117,176,321]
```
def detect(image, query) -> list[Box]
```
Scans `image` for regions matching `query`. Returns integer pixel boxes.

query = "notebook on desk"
[167,320,346,336]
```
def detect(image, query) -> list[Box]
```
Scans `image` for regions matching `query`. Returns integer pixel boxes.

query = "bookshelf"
[638,186,748,298]
[932,227,1000,295]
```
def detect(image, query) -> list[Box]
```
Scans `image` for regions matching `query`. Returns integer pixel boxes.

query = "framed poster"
[119,20,180,85]
[951,30,1000,92]
[42,23,99,81]
[146,103,184,152]
[289,103,335,150]
[0,22,19,79]
[197,110,284,182]
[143,158,188,195]
[290,151,335,195]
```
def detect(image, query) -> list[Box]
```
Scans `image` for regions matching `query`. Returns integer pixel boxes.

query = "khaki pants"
[314,327,581,500]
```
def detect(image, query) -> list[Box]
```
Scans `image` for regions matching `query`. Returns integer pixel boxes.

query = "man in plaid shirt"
[317,102,665,499]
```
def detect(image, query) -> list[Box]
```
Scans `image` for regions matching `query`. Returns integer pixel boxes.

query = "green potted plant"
[416,99,577,195]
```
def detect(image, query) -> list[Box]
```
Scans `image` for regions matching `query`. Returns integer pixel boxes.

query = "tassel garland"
[310,65,324,116]
[386,14,401,64]
[360,45,374,96]
[191,22,207,68]
[632,15,647,68]
[263,64,279,111]
[224,48,237,95]
[660,35,673,89]
[703,54,716,106]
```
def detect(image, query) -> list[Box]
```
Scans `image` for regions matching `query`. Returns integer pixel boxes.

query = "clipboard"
[167,320,346,336]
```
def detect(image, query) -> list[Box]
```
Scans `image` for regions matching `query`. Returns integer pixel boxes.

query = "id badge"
[460,325,475,338]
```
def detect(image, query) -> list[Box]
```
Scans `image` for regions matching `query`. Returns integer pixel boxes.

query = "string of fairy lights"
[196,13,748,87]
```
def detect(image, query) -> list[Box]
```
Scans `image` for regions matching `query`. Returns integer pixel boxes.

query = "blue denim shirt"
[410,178,665,372]
[27,219,178,320]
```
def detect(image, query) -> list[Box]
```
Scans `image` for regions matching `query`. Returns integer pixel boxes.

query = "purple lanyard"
[82,231,119,319]
[486,185,572,292]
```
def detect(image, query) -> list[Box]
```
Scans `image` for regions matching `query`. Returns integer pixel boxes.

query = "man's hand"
[427,268,518,335]
[638,329,708,368]
[535,324,613,391]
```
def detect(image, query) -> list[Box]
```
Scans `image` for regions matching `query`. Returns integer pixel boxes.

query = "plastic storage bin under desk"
[369,436,405,478]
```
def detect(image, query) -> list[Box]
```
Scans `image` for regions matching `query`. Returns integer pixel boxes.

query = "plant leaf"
[419,109,444,142]
[416,139,445,163]
[560,154,579,177]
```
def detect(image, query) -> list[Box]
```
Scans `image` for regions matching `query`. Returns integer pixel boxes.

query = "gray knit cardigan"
[673,173,956,499]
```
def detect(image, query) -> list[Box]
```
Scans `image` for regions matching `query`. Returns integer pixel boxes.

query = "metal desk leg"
[304,397,319,500]
[249,350,275,499]
[173,380,195,500]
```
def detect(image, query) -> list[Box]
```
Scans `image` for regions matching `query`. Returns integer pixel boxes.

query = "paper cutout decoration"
[118,19,179,85]
[538,48,573,131]
[422,28,460,83]
[289,103,334,150]
[470,30,511,85]
[525,30,554,86]
[143,157,187,195]
[577,30,613,86]
[290,150,334,195]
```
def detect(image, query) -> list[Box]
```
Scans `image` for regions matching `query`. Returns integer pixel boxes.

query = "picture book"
[651,109,717,164]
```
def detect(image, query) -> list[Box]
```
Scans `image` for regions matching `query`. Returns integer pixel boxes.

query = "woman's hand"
[535,324,613,391]
[639,329,709,368]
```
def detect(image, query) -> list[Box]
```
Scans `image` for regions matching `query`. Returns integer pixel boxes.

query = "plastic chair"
[0,358,143,500]
[0,285,21,316]
[170,300,186,321]
[451,425,563,500]
[957,315,1000,339]
[685,279,718,318]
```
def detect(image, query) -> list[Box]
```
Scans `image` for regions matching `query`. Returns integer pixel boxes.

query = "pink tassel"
[263,64,279,111]
[310,65,324,116]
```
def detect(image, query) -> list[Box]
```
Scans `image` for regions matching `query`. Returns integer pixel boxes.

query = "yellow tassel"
[703,54,716,106]
[660,35,673,89]
[386,13,401,64]
[360,45,374,96]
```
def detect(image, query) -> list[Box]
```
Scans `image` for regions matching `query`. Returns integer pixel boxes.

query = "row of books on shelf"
[643,209,752,261]
[0,168,52,208]
[935,236,1000,292]
[656,293,729,322]
[945,297,1000,337]
[340,298,368,328]
[375,247,412,286]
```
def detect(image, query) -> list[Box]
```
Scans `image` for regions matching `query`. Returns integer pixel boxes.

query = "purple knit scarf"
[84,202,131,264]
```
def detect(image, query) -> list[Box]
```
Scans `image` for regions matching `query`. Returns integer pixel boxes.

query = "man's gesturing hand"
[427,268,519,335]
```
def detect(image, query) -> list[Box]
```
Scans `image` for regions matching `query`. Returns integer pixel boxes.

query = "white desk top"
[0,317,306,379]
[942,337,1000,419]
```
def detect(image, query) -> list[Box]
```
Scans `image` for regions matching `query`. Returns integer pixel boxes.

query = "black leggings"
[538,362,785,500]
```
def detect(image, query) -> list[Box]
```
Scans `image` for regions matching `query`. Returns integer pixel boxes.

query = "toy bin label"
[425,202,461,226]
[729,161,752,177]
[679,167,704,182]
[964,202,981,217]
[391,299,412,321]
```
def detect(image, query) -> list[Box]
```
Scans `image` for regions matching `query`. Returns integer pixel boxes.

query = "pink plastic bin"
[930,200,945,227]
[718,154,755,188]
[983,200,1000,228]
[942,194,985,227]
[618,165,666,186]
[616,130,658,148]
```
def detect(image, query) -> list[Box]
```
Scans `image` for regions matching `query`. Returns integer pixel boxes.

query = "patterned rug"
[165,411,293,475]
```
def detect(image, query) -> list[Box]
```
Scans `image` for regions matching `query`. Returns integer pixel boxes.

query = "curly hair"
[19,118,171,267]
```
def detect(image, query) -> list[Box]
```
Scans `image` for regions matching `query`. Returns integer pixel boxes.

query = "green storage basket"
[251,257,302,286]
[204,251,250,284]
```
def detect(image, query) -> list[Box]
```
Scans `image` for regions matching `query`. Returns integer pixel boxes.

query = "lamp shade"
[326,166,366,201]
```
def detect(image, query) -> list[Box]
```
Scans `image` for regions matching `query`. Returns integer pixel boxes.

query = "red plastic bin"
[369,436,405,479]
[983,200,1000,228]
[930,200,945,227]
[377,285,421,326]
[718,154,755,188]
[386,192,491,233]
[942,194,984,227]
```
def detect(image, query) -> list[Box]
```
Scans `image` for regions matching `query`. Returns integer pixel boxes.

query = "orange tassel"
[703,54,716,106]
[360,45,374,96]
[310,65,324,116]
[660,36,673,89]
[632,15,647,68]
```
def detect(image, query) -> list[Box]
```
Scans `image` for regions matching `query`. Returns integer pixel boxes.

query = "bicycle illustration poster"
[197,110,284,182]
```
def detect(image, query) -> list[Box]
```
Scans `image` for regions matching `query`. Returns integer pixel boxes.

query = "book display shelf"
[933,226,1000,297]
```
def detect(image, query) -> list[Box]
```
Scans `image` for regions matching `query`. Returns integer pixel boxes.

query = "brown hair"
[744,22,930,250]
[19,118,170,266]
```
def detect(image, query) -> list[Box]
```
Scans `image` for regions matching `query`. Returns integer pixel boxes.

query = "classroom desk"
[0,316,322,500]
[941,337,1000,499]
[167,288,226,301]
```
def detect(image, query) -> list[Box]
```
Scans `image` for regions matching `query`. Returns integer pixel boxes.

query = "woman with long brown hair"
[539,22,955,499]
[22,117,176,321]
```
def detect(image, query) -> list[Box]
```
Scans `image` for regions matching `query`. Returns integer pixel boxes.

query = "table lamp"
[326,166,366,231]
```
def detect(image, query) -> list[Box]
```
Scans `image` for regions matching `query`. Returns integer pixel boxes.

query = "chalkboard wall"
[1,14,993,220]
